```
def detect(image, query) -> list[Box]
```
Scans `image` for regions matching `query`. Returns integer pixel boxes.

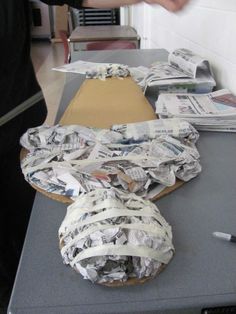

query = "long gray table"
[8,50,236,314]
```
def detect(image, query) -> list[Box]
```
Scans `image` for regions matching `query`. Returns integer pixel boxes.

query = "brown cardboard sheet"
[59,77,156,127]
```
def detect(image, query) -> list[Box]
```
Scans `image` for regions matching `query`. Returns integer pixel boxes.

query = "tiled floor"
[31,41,66,125]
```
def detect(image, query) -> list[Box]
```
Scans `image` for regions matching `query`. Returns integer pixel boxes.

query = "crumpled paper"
[59,188,174,283]
[20,119,201,199]
[85,64,130,80]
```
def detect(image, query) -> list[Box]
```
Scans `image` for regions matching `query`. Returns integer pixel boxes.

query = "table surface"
[8,49,236,314]
[69,25,139,42]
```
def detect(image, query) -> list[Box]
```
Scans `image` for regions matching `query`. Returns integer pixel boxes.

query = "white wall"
[130,0,236,94]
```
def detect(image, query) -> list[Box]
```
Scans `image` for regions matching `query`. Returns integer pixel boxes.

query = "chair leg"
[59,30,70,64]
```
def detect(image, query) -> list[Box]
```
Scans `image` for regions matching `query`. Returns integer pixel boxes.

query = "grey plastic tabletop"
[8,49,236,314]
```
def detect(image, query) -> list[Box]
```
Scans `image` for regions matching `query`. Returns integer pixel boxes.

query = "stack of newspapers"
[155,89,236,132]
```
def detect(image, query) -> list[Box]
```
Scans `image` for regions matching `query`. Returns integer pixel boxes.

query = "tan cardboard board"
[59,77,156,128]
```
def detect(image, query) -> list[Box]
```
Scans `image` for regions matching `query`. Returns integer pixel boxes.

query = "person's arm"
[82,0,141,8]
[41,0,189,11]
[144,0,189,12]
[41,0,141,8]
[40,0,84,8]
[83,0,189,10]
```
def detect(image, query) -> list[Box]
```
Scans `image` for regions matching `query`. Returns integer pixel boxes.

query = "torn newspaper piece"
[20,120,201,200]
[59,188,174,284]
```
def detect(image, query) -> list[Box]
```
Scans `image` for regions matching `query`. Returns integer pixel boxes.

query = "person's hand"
[144,0,189,12]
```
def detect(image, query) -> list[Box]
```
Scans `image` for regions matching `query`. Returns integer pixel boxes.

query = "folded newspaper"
[130,48,216,94]
[111,118,199,144]
[20,119,201,200]
[59,188,174,284]
[155,89,236,132]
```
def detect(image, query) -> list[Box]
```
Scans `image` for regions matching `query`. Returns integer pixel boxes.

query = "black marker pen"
[213,231,236,243]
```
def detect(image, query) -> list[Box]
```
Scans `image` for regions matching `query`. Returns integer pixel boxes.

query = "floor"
[31,41,66,125]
